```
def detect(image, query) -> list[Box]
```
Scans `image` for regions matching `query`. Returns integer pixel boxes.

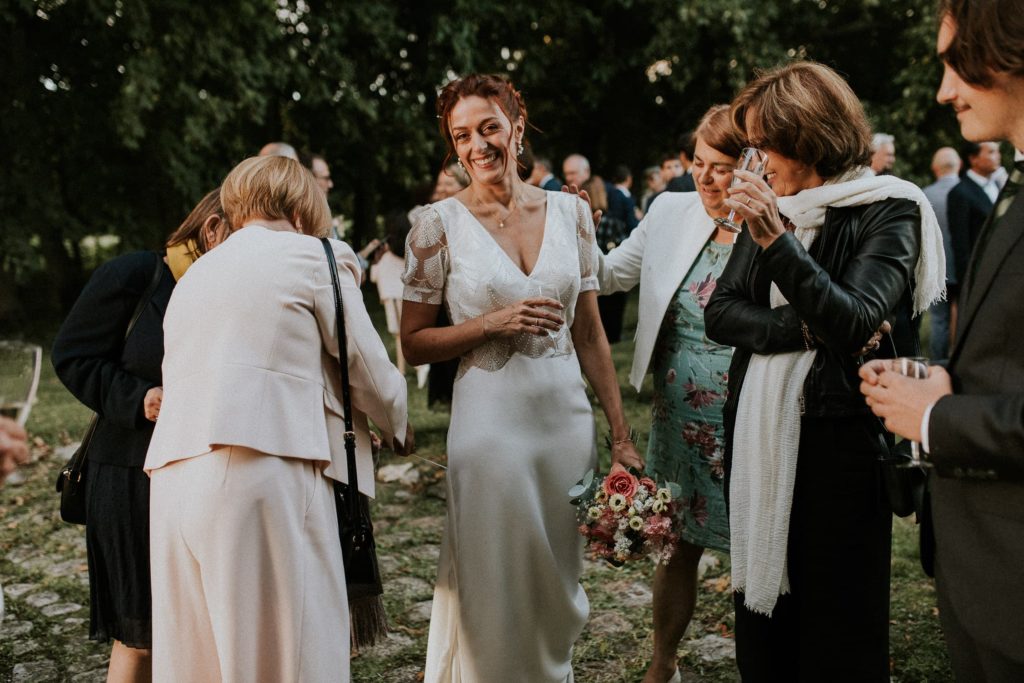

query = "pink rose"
[639,477,657,494]
[603,470,639,500]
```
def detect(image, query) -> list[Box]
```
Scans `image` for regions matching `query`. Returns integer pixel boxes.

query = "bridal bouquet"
[569,468,680,566]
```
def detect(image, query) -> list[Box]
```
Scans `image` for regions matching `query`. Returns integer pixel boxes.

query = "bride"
[401,73,643,682]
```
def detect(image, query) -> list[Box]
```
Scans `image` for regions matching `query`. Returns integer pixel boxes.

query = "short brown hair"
[939,0,1024,88]
[731,61,872,179]
[165,188,225,256]
[695,104,745,160]
[436,73,528,171]
[220,156,331,237]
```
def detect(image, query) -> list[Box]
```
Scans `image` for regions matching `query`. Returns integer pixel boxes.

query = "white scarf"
[730,167,945,616]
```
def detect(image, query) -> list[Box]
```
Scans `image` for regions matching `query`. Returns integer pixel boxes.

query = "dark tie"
[962,161,1024,297]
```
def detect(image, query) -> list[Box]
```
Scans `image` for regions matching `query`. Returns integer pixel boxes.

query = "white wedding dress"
[403,192,599,683]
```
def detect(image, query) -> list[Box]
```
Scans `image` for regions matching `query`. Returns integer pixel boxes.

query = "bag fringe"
[349,595,389,649]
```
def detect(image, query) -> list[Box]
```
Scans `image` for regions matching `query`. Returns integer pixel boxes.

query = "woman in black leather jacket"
[704,62,945,681]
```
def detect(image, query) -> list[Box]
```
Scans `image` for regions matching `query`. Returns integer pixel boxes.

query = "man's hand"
[0,417,30,485]
[859,360,953,441]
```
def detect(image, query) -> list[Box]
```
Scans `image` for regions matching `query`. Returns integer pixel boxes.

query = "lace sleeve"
[576,197,600,292]
[402,205,448,305]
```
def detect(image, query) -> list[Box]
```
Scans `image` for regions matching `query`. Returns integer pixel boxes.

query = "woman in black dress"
[52,190,228,681]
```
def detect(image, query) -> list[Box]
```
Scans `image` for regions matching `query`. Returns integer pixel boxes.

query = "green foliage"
[2,0,956,327]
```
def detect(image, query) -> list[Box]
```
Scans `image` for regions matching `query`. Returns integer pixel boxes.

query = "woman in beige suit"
[597,105,741,683]
[145,156,411,682]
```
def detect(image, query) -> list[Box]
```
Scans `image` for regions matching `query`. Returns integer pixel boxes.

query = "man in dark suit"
[947,140,1001,289]
[528,155,563,192]
[601,165,639,343]
[666,130,696,192]
[923,146,962,360]
[860,1,1024,678]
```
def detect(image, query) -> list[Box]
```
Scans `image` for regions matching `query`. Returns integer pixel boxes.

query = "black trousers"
[597,291,627,344]
[733,416,892,682]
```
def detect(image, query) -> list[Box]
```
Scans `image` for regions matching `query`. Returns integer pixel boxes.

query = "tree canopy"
[1,0,960,327]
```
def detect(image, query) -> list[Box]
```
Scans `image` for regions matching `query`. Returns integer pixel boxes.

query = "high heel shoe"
[667,669,682,683]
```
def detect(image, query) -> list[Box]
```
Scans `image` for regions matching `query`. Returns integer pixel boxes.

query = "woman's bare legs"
[642,540,705,683]
[107,640,151,683]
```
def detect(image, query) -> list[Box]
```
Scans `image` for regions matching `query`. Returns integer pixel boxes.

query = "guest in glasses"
[596,104,742,683]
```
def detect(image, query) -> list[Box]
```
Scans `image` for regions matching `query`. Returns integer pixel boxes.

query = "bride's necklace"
[475,193,526,229]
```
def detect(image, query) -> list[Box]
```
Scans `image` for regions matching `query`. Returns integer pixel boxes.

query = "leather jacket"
[705,198,922,432]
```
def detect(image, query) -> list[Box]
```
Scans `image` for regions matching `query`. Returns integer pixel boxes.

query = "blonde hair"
[220,156,331,237]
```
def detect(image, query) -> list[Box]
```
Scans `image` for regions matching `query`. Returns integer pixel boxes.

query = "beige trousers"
[150,446,349,682]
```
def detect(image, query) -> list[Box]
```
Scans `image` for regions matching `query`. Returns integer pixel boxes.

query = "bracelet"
[605,426,638,448]
[800,321,816,351]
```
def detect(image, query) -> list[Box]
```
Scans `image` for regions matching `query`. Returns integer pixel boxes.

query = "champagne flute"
[714,147,769,233]
[0,341,42,426]
[890,356,931,468]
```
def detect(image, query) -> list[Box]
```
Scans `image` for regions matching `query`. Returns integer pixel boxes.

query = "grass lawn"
[0,290,952,681]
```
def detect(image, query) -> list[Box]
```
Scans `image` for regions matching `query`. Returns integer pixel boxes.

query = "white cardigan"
[597,192,719,391]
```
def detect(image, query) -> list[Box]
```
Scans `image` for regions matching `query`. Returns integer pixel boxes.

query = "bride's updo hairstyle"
[436,73,529,172]
[220,155,331,237]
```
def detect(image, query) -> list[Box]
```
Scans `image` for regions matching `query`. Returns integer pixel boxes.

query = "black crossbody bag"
[320,238,388,648]
[56,255,164,525]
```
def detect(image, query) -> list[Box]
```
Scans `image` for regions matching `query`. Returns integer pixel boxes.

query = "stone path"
[2,448,738,681]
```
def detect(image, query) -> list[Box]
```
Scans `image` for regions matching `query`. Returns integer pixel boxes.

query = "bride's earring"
[518,142,524,156]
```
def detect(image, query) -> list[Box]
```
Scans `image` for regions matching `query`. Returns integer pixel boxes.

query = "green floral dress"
[646,239,733,552]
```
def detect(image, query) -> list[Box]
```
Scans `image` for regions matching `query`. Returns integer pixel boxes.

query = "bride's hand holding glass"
[480,298,564,339]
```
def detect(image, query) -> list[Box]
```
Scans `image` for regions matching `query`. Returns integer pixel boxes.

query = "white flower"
[609,493,628,512]
[628,516,644,531]
[656,488,672,503]
[587,506,602,520]
[652,500,666,514]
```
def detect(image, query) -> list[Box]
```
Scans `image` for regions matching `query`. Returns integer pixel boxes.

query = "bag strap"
[320,239,361,515]
[65,254,164,477]
[126,254,165,341]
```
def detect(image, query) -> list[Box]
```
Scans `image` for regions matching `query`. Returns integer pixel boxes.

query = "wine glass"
[890,356,931,468]
[714,147,769,233]
[535,284,570,354]
[0,341,42,426]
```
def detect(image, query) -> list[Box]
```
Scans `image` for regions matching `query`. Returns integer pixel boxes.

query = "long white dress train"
[403,192,599,683]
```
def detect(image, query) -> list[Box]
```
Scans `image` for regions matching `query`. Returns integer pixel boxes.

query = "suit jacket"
[604,181,639,232]
[53,251,174,467]
[946,176,994,286]
[145,226,408,498]
[927,187,1024,659]
[667,172,696,193]
[597,192,716,391]
[541,175,563,192]
[922,174,960,286]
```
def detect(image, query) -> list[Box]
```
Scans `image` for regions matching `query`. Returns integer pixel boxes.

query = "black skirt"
[85,460,152,648]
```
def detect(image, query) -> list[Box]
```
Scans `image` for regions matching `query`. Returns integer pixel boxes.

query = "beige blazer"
[145,225,408,497]
[597,192,719,391]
